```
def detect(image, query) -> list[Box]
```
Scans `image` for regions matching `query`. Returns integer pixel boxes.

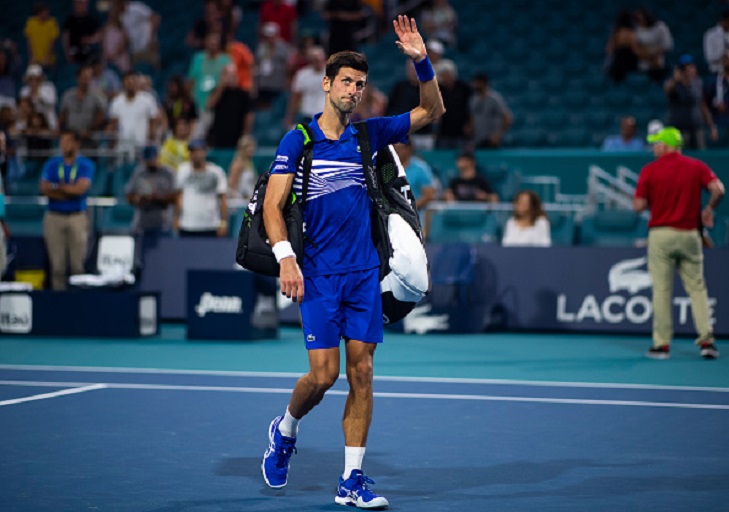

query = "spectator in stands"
[393,141,437,213]
[0,42,21,108]
[187,30,231,138]
[284,46,326,128]
[207,64,254,149]
[59,64,106,148]
[259,0,297,45]
[187,0,228,50]
[255,23,290,109]
[425,39,446,66]
[114,0,160,69]
[25,111,53,162]
[101,4,131,73]
[19,65,57,131]
[163,75,198,133]
[24,2,60,70]
[352,84,387,122]
[664,55,717,150]
[227,38,255,94]
[173,139,228,237]
[160,117,191,171]
[704,10,729,74]
[62,0,101,65]
[421,0,457,48]
[227,134,257,202]
[126,145,177,236]
[502,190,551,247]
[634,127,725,360]
[15,97,34,134]
[601,116,645,152]
[0,145,7,278]
[108,72,160,155]
[323,0,366,55]
[90,58,121,102]
[444,152,498,203]
[605,9,639,83]
[287,33,321,79]
[705,52,729,143]
[634,7,673,82]
[434,60,471,149]
[219,0,242,42]
[40,129,95,290]
[386,60,435,150]
[469,72,511,149]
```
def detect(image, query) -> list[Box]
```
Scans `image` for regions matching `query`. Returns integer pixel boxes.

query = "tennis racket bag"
[355,122,431,324]
[235,124,314,276]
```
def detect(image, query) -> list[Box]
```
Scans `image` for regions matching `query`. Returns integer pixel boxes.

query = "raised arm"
[393,15,445,134]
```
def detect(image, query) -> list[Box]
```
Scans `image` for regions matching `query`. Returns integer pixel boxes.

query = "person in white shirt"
[19,64,57,130]
[283,46,326,128]
[114,0,160,68]
[502,190,551,247]
[704,11,729,74]
[174,138,228,237]
[108,72,159,155]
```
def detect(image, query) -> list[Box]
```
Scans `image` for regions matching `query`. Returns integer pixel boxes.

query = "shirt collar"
[310,112,359,142]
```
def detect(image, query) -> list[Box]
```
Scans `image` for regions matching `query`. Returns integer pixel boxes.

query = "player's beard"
[331,95,358,115]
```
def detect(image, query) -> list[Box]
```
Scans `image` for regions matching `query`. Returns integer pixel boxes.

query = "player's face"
[324,67,367,114]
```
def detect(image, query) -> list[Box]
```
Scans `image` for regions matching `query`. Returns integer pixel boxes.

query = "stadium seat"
[428,209,500,244]
[547,212,576,246]
[110,161,138,199]
[98,204,135,234]
[5,203,47,237]
[579,210,648,247]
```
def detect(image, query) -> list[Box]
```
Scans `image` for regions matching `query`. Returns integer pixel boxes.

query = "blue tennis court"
[1,327,728,512]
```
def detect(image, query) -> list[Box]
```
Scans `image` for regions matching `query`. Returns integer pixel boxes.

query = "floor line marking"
[0,364,727,393]
[0,380,726,410]
[0,383,107,407]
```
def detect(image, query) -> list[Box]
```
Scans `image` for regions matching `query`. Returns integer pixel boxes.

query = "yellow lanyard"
[58,161,78,183]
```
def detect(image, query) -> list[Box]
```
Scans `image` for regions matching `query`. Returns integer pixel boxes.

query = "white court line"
[0,380,727,411]
[0,383,107,407]
[0,364,727,393]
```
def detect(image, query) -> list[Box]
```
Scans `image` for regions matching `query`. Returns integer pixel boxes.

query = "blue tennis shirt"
[41,156,96,212]
[272,112,410,277]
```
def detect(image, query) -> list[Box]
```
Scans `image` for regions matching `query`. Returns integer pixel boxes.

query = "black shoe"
[646,345,670,360]
[699,342,719,360]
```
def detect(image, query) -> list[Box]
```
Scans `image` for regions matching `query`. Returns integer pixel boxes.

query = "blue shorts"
[301,267,383,349]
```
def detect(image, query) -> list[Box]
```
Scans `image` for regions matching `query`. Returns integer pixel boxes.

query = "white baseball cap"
[647,119,664,136]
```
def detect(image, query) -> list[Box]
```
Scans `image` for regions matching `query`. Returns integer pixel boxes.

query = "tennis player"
[261,15,444,509]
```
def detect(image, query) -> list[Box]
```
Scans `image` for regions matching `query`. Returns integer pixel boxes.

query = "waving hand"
[393,15,426,62]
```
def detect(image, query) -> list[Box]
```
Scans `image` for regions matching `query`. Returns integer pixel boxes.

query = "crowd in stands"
[1,0,728,285]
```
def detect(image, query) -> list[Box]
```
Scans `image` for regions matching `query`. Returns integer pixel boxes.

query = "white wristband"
[272,241,296,263]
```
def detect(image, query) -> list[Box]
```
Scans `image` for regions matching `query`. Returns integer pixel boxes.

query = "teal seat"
[10,159,45,196]
[547,212,576,246]
[98,204,135,234]
[208,149,236,173]
[5,203,47,236]
[429,209,499,244]
[579,211,648,247]
[110,161,139,199]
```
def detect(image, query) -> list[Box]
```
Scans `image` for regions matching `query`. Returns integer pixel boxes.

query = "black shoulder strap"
[354,121,386,209]
[296,123,315,204]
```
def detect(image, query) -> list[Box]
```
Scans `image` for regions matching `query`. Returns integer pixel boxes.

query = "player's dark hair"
[325,51,369,81]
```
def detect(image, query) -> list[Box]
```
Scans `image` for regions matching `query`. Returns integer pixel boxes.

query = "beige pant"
[43,211,89,290]
[648,227,713,347]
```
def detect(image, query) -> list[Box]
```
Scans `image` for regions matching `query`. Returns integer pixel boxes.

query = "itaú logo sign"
[556,257,717,325]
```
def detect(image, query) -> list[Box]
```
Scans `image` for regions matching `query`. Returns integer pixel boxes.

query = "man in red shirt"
[259,0,297,44]
[634,127,725,359]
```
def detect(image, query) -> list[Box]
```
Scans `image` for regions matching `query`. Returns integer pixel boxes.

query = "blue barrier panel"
[396,245,729,336]
[186,270,278,340]
[0,291,159,337]
[138,237,239,320]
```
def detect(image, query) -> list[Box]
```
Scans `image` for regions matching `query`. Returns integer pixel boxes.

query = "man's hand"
[393,15,426,62]
[701,206,715,229]
[279,257,304,303]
